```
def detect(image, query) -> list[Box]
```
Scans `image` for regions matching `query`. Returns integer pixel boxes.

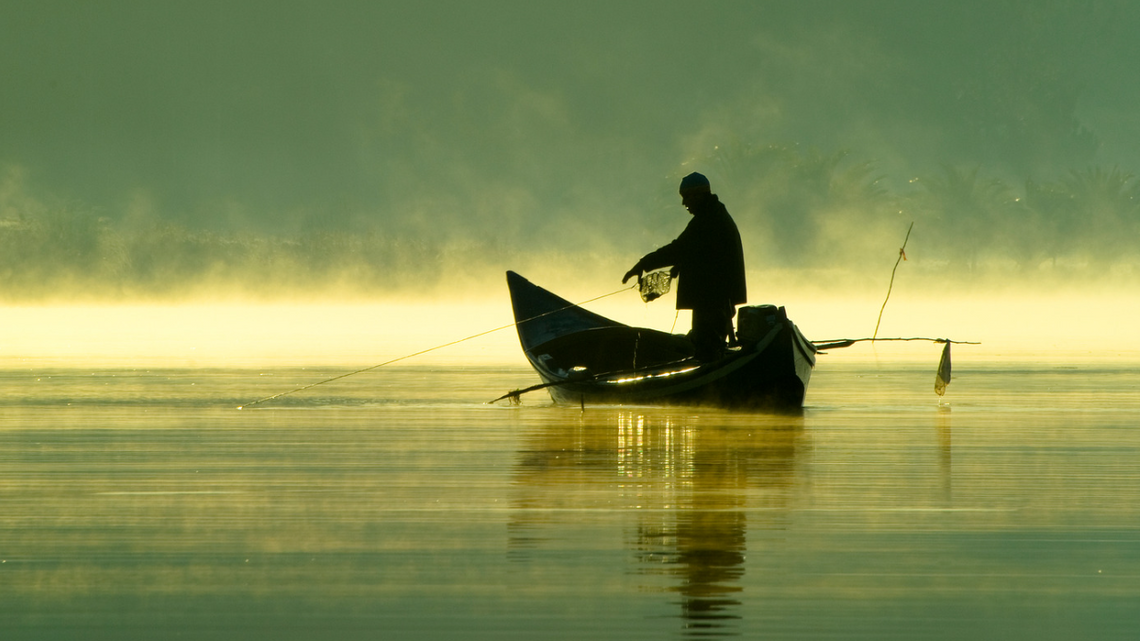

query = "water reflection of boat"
[506,271,815,410]
[509,410,803,637]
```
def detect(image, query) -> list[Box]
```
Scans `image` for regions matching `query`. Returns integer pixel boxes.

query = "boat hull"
[507,271,814,411]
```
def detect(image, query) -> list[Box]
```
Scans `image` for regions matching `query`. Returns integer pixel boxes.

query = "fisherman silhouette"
[623,172,747,362]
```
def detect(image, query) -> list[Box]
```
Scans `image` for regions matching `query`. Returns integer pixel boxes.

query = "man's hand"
[622,267,641,284]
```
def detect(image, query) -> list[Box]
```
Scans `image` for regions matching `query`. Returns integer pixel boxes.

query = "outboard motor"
[735,304,786,347]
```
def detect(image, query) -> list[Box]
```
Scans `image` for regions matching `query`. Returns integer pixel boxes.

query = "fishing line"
[237,283,637,409]
[872,221,914,341]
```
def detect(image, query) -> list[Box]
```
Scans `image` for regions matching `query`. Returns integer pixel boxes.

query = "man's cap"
[679,172,711,194]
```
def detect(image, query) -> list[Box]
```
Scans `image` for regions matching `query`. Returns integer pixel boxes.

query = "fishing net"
[639,270,673,303]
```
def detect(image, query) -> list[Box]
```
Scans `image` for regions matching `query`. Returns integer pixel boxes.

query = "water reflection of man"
[508,412,803,638]
[623,172,747,362]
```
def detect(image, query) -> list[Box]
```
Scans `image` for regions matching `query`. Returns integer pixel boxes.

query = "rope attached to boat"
[237,284,636,409]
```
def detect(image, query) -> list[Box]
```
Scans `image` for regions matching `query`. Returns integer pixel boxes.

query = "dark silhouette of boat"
[506,271,815,411]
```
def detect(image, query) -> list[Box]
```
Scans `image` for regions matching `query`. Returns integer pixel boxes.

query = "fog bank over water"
[4,293,1139,369]
[3,1,1140,304]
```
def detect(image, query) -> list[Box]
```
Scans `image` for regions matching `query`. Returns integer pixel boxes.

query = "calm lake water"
[3,357,1139,640]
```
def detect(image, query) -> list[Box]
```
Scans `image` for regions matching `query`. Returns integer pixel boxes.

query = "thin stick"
[488,356,693,405]
[812,336,979,351]
[872,221,914,341]
[238,284,636,409]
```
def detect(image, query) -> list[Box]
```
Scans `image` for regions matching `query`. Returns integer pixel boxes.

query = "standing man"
[623,172,747,362]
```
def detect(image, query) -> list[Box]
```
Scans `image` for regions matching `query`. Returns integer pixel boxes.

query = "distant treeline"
[2,146,1138,301]
[0,215,466,300]
[696,143,1140,276]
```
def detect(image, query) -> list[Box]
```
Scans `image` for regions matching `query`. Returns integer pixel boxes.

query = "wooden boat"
[506,271,816,411]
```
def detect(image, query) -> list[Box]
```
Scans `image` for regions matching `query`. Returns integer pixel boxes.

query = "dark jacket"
[633,195,746,310]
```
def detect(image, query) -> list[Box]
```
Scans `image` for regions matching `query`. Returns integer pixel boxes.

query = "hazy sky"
[4,2,1136,215]
[3,1,1139,300]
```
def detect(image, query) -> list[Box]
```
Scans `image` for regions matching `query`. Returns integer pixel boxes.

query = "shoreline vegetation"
[2,147,1138,302]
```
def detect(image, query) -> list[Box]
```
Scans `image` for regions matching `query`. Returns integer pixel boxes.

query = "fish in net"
[638,270,673,303]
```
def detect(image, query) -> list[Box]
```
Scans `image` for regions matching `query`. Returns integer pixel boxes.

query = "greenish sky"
[3,1,1136,222]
